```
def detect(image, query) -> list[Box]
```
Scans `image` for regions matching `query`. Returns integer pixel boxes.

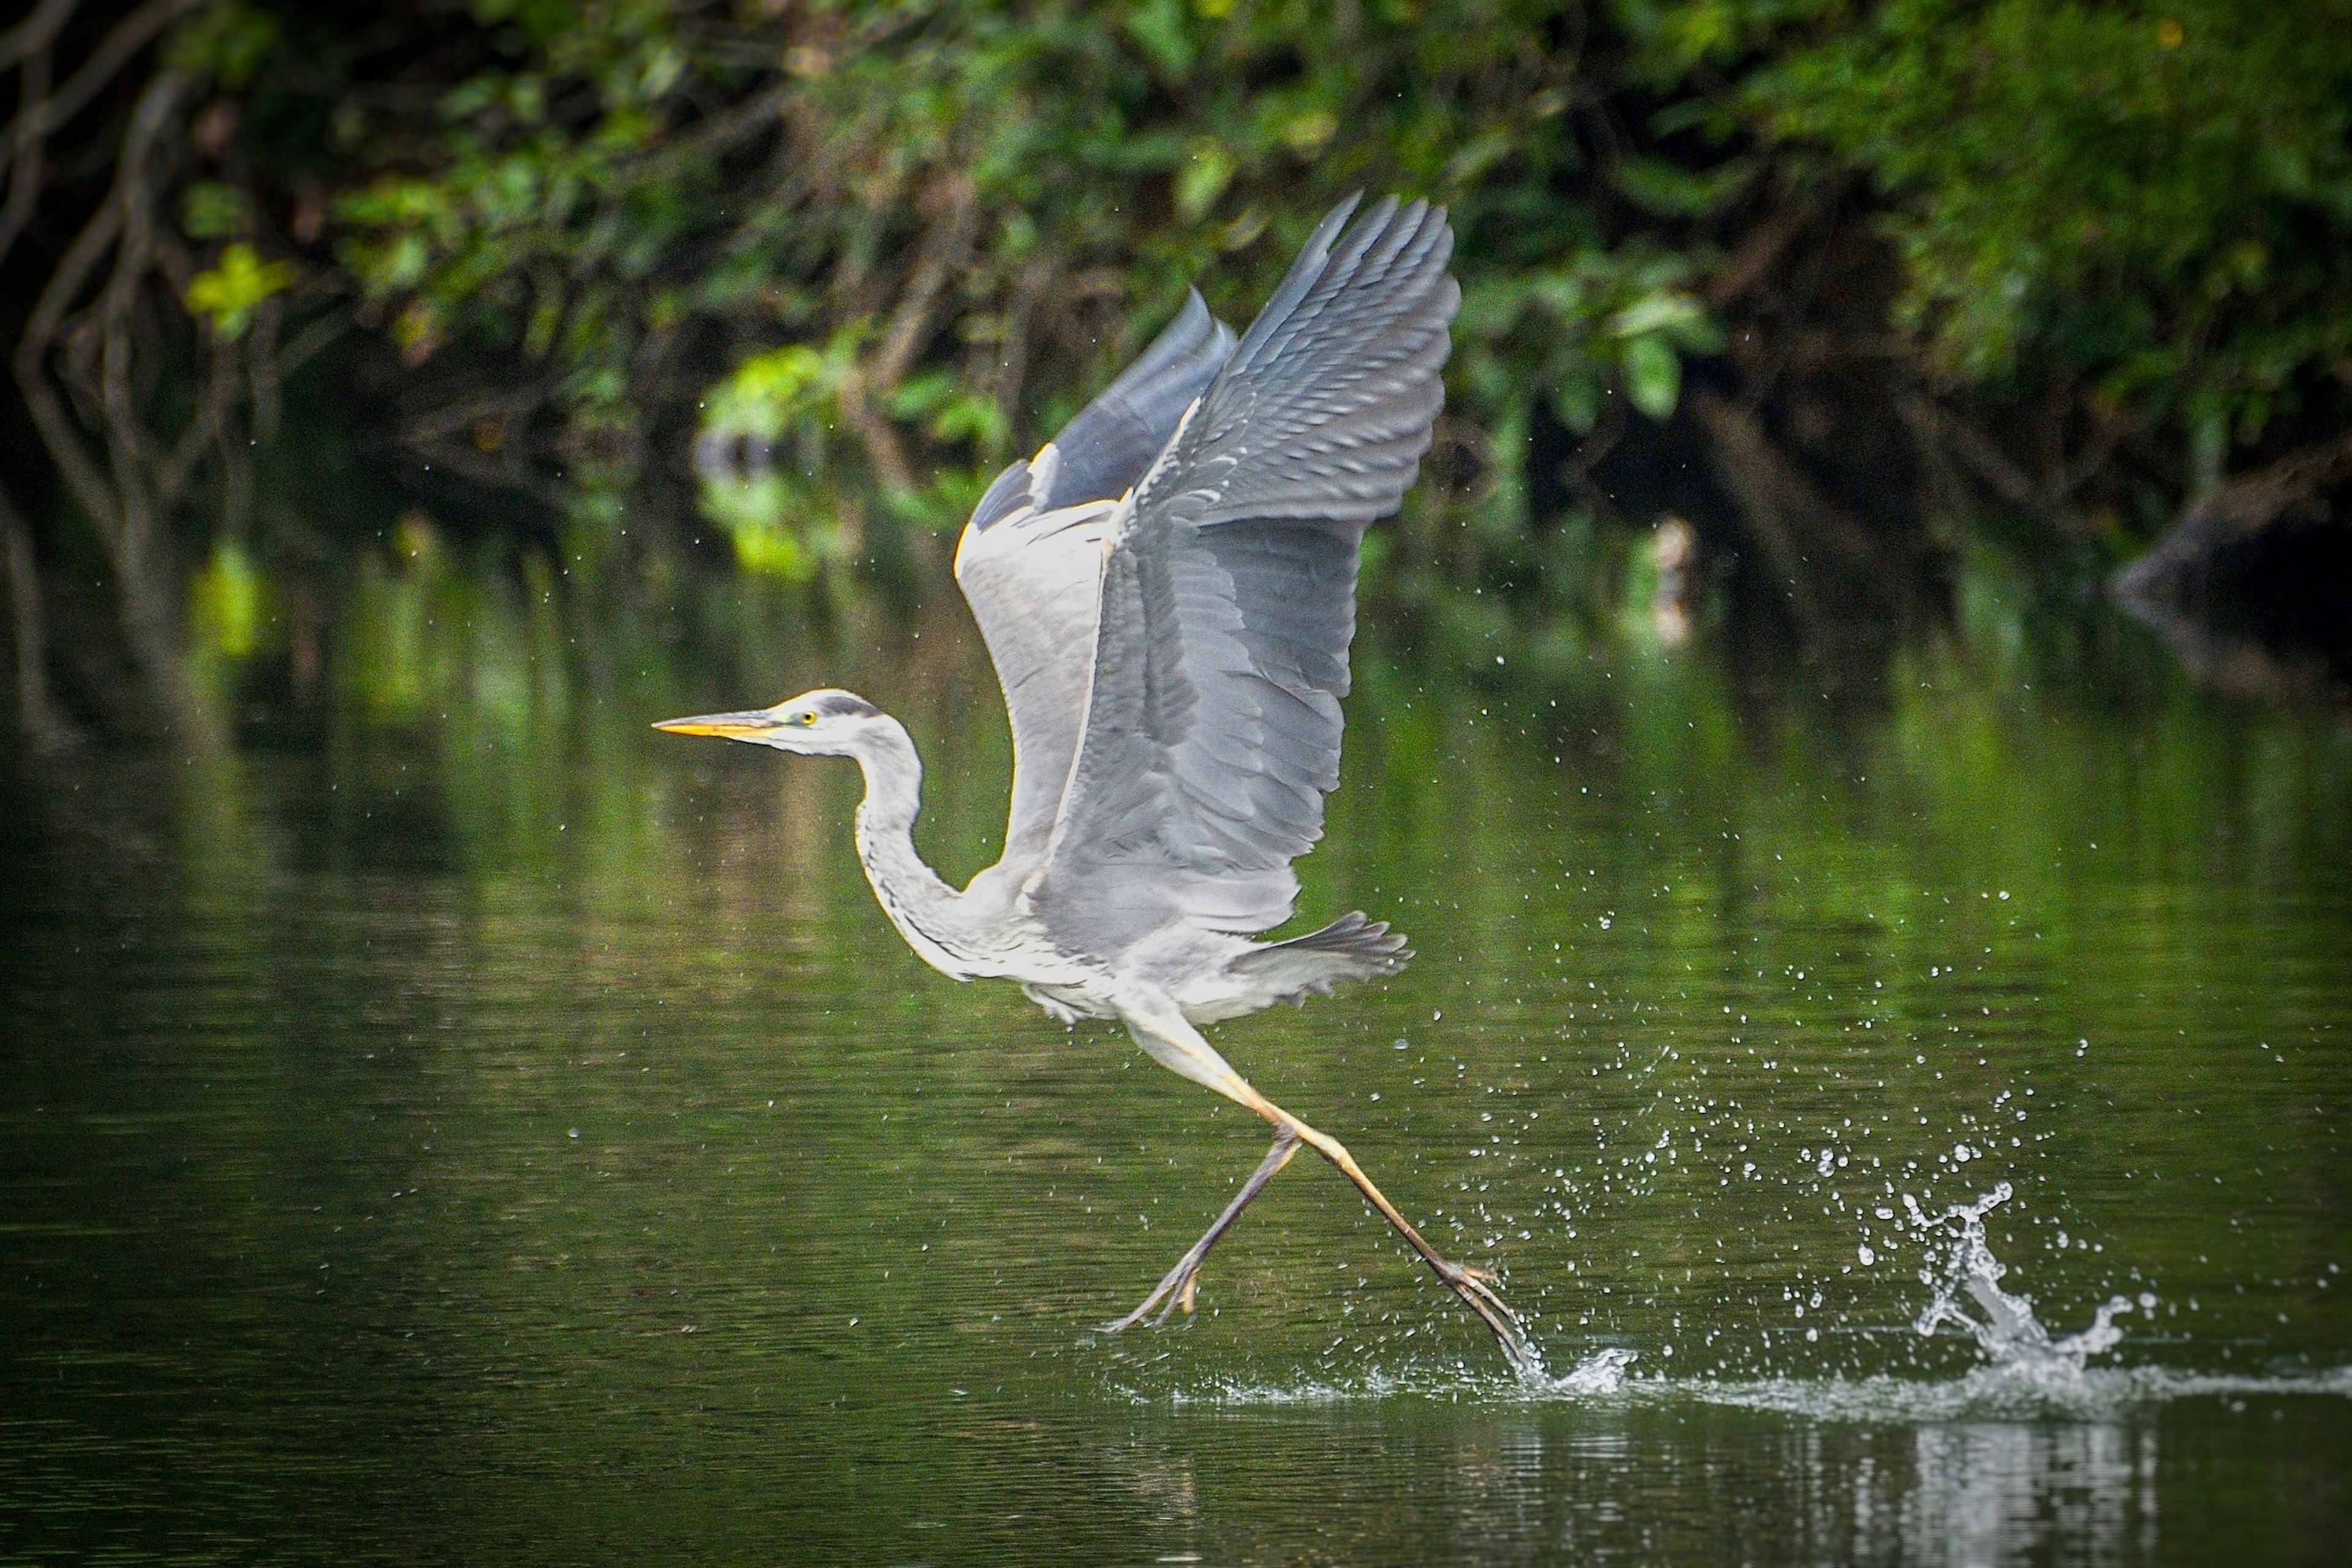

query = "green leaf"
[1611,154,1754,219]
[1551,375,1602,435]
[1123,0,1195,77]
[168,3,279,89]
[1609,292,1710,343]
[1176,143,1234,221]
[189,540,264,659]
[185,243,297,339]
[1623,335,1682,421]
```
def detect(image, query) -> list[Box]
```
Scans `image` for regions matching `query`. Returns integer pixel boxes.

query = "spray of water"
[1536,1346,1637,1395]
[1506,1182,2165,1411]
[1159,1183,2352,1416]
[1150,1183,2352,1417]
[1904,1182,2149,1374]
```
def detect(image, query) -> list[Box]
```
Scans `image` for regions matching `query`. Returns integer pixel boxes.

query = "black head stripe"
[810,691,880,719]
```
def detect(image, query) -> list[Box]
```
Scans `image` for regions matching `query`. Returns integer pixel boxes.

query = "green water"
[4,569,2349,1564]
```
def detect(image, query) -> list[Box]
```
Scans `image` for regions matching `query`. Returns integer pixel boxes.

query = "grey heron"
[657,195,1534,1371]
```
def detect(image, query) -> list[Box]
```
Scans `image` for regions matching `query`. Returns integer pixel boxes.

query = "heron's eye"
[794,712,816,726]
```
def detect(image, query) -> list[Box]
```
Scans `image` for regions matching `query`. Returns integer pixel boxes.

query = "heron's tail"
[1233,912,1412,1006]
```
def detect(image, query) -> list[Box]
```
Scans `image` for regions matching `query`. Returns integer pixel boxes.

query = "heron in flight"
[657,195,1533,1371]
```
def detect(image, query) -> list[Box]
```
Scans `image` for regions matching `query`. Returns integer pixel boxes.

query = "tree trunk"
[1,484,76,750]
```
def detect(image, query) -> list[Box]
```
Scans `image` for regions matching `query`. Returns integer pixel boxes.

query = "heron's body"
[843,701,1401,1024]
[660,196,1536,1372]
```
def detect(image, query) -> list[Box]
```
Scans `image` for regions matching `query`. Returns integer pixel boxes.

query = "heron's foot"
[1430,1254,1537,1372]
[1101,1126,1303,1337]
[1434,1256,1510,1311]
[1104,1246,1212,1334]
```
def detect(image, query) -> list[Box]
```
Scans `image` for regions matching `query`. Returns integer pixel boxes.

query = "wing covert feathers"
[956,293,1238,873]
[1035,197,1458,950]
[1037,290,1235,514]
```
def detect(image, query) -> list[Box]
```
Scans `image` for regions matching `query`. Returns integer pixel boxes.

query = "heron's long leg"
[1106,1127,1300,1333]
[1254,1096,1536,1371]
[1115,990,1539,1374]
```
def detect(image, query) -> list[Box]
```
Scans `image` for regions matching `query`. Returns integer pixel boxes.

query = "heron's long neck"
[850,721,971,976]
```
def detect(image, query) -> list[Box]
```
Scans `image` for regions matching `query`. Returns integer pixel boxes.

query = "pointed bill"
[652,710,782,739]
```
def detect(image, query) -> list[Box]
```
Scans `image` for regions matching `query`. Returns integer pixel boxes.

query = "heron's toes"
[1437,1257,1504,1292]
[1108,1253,1211,1333]
[1148,1260,1204,1325]
[1434,1256,1529,1343]
[1107,1287,1170,1335]
[1472,1275,1519,1318]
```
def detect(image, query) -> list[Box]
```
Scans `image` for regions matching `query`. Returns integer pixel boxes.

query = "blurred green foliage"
[185,243,298,339]
[18,0,2352,722]
[318,0,1719,564]
[1741,0,2352,453]
[267,0,2343,577]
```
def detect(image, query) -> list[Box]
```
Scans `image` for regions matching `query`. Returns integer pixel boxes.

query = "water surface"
[4,573,2348,1563]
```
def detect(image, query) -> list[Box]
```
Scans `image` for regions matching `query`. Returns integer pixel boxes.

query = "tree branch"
[14,0,202,147]
[0,0,78,72]
[0,37,55,266]
[13,154,132,544]
[2114,426,2352,604]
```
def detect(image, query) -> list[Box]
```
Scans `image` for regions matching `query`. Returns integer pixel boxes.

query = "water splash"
[1534,1346,1638,1396]
[1904,1182,2147,1374]
[1129,1347,1637,1407]
[1676,1364,2352,1425]
[1127,1184,2352,1419]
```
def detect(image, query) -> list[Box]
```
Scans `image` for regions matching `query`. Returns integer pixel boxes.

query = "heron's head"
[652,688,886,756]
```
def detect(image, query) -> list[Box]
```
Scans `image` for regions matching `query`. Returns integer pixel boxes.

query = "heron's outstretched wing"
[954,292,1236,872]
[1029,195,1457,948]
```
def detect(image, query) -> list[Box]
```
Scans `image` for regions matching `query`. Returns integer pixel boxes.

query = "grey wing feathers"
[1033,196,1457,949]
[1231,911,1412,1005]
[952,510,1111,871]
[955,290,1237,876]
[1136,194,1459,530]
[967,290,1235,532]
[1035,290,1235,513]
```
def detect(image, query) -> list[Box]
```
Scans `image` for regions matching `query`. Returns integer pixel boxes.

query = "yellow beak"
[652,710,781,739]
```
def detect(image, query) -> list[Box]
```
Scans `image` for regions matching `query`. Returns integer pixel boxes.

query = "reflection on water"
[3,546,2350,1563]
[1106,1394,2326,1566]
[1902,1422,2155,1568]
